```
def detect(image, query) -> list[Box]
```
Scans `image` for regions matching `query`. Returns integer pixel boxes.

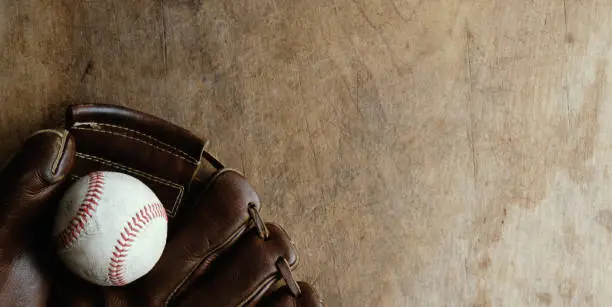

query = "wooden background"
[2,0,612,306]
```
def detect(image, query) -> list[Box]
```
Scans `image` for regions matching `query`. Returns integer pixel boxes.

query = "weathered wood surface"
[2,0,612,306]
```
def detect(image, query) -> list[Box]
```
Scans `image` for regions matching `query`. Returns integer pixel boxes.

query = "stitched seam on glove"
[56,172,105,248]
[73,122,199,163]
[73,126,198,165]
[108,202,168,286]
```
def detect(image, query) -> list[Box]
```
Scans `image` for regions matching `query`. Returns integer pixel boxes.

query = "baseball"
[53,171,168,286]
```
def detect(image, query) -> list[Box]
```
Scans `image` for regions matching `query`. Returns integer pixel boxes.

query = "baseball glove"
[0,103,323,307]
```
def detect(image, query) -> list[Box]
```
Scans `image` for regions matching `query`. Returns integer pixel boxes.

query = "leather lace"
[248,203,303,298]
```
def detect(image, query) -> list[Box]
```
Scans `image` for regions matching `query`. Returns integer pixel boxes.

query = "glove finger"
[173,223,298,307]
[0,129,75,306]
[132,169,262,305]
[0,129,75,237]
[257,282,324,307]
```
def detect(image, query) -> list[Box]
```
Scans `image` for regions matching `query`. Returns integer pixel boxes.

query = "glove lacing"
[248,203,302,298]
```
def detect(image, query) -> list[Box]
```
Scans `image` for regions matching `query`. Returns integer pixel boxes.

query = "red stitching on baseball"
[107,203,167,286]
[56,172,105,249]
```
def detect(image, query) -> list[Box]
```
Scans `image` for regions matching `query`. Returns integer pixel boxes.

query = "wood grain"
[2,0,612,305]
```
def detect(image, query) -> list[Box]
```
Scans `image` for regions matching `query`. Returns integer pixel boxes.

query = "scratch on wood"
[355,69,370,123]
[465,28,474,89]
[379,34,403,76]
[324,53,367,122]
[80,60,94,82]
[323,18,376,123]
[465,26,478,187]
[564,82,571,128]
[160,0,168,73]
[336,21,374,81]
[562,0,568,32]
[241,150,247,177]
[468,117,478,188]
[349,0,377,30]
[389,0,423,23]
[347,79,366,122]
[304,118,321,179]
[348,0,404,75]
[562,0,571,128]
[389,0,409,23]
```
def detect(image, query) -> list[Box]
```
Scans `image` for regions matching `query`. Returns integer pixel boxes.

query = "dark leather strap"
[257,282,325,307]
[66,104,205,159]
[276,257,301,297]
[64,104,216,221]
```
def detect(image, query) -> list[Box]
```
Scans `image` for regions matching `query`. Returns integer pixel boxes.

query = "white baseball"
[53,171,168,286]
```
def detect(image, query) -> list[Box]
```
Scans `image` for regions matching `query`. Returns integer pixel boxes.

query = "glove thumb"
[0,129,75,229]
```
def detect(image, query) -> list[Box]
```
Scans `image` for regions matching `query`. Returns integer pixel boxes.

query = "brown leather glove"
[0,104,323,307]
[0,129,74,306]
